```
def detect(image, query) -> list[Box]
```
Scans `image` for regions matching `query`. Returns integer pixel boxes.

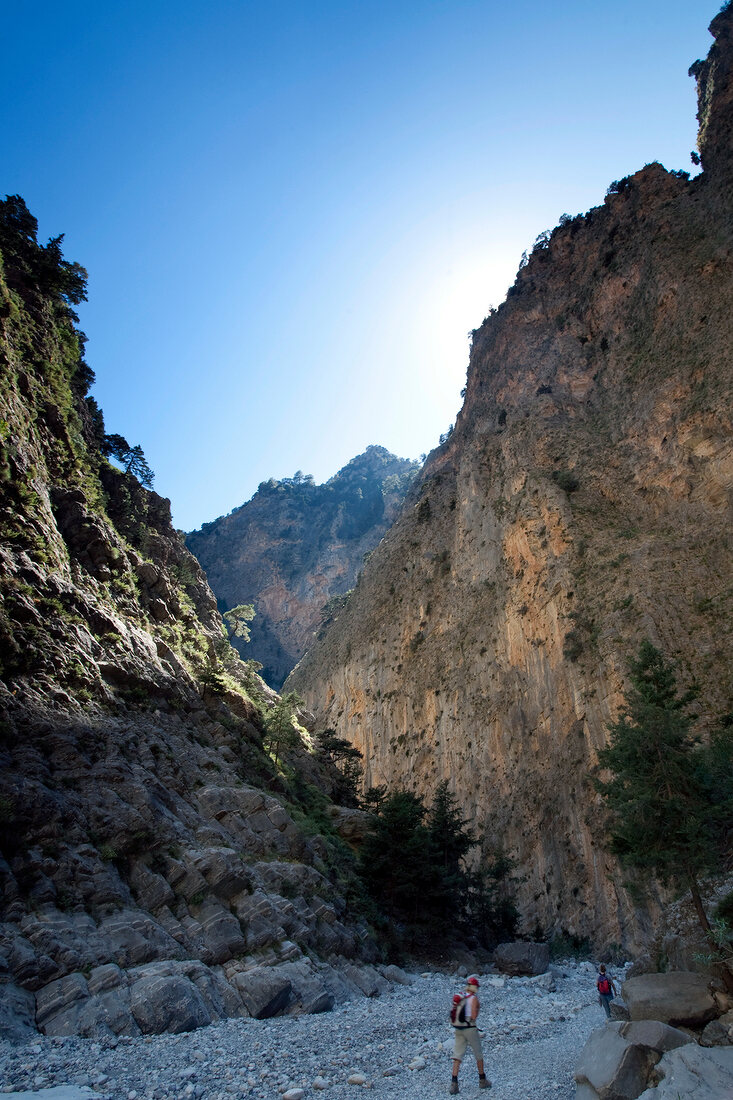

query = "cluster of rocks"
[4,943,733,1099]
[0,959,614,1100]
[0,746,381,1045]
[575,970,733,1099]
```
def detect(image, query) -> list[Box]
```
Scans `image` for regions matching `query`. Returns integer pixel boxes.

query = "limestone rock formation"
[288,5,733,951]
[622,973,719,1029]
[576,1018,733,1100]
[0,197,383,1038]
[637,1046,733,1100]
[186,448,418,688]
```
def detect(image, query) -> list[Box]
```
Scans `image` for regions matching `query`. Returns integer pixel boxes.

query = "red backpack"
[598,975,612,995]
[450,994,469,1025]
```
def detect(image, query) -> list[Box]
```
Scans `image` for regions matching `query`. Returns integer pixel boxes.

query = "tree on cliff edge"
[595,640,733,991]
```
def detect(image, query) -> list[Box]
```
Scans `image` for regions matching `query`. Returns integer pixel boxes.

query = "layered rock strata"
[288,6,733,951]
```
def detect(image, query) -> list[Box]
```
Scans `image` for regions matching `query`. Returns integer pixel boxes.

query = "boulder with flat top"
[493,940,549,976]
[622,972,718,1028]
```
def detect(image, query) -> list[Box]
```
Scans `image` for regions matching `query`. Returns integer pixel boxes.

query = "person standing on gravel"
[450,977,491,1094]
[596,965,617,1018]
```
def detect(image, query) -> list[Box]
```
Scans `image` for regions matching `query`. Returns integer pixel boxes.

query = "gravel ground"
[0,960,614,1100]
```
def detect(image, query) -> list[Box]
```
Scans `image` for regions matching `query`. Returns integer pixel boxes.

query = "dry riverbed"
[0,960,611,1100]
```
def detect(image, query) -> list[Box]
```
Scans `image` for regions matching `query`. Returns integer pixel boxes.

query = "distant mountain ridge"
[186,447,419,688]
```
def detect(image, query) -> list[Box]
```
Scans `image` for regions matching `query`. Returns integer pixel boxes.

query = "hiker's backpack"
[450,993,468,1026]
[598,975,612,996]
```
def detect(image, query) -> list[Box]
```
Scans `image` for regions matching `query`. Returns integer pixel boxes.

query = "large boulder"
[575,1023,663,1100]
[575,1017,699,1100]
[637,1045,733,1099]
[342,963,390,997]
[231,965,292,1019]
[275,959,335,1014]
[381,963,413,986]
[35,972,90,1034]
[700,1010,733,1047]
[35,970,141,1038]
[493,941,549,976]
[622,972,718,1027]
[0,981,37,1041]
[618,1020,693,1054]
[130,971,212,1034]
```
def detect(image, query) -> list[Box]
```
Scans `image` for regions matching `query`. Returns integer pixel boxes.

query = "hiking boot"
[449,1082,459,1095]
[479,1078,491,1089]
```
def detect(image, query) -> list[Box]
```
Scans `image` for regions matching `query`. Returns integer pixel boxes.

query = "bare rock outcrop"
[186,447,418,689]
[637,1046,733,1099]
[0,199,383,1039]
[287,6,733,951]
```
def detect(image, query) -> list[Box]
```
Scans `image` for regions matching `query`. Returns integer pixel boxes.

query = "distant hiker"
[596,964,617,1018]
[449,976,491,1093]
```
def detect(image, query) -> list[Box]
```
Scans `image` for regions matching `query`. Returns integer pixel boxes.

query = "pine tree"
[596,640,733,990]
[223,603,255,642]
[427,780,476,921]
[358,782,515,952]
[262,691,303,766]
[102,435,154,488]
[358,790,438,941]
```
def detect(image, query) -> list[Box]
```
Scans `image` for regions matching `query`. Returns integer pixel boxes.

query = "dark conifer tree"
[358,790,437,941]
[427,780,476,920]
[596,640,733,990]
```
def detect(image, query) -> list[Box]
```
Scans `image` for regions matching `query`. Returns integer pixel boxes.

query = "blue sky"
[3,0,716,530]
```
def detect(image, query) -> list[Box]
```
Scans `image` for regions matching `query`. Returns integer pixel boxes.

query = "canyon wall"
[0,199,381,1040]
[186,448,417,689]
[288,6,733,952]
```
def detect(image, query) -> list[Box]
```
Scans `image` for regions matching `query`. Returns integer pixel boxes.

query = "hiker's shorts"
[452,1025,483,1062]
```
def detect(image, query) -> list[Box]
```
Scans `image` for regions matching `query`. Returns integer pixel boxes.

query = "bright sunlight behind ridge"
[3,0,710,529]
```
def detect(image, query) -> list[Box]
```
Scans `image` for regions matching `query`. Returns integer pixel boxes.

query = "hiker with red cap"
[449,976,491,1093]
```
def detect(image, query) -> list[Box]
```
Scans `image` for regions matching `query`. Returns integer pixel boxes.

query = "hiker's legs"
[466,1028,484,1068]
[465,1030,490,1087]
[452,1028,468,1073]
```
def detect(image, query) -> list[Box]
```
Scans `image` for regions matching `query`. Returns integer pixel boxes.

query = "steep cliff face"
[186,448,418,689]
[0,200,378,1040]
[288,7,733,952]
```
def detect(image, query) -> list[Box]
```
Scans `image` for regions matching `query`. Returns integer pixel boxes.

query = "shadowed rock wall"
[0,201,380,1040]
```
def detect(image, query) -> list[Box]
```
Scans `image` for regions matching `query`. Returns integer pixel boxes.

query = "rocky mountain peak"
[692,2,733,177]
[186,447,418,689]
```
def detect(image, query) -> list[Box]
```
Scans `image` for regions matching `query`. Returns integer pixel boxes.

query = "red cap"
[467,976,479,988]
